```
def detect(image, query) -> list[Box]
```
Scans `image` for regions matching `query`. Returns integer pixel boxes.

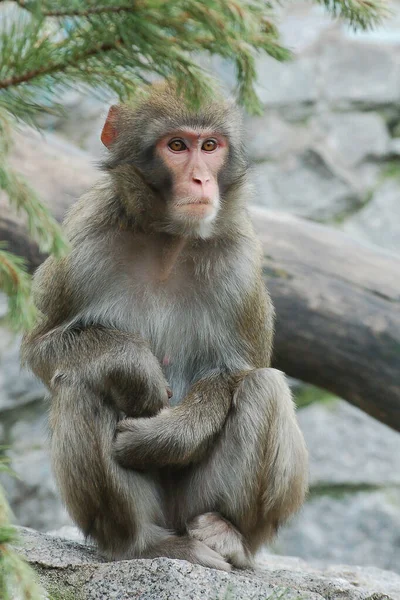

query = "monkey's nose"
[192,174,210,185]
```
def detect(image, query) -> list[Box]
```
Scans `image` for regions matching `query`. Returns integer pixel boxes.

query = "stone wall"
[1,0,400,575]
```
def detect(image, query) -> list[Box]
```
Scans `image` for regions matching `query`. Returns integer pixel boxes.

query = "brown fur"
[21,82,308,570]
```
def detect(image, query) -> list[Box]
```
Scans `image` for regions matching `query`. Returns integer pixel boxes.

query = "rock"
[0,335,45,412]
[254,54,318,112]
[47,525,85,543]
[342,180,400,254]
[274,490,400,574]
[252,150,359,221]
[275,399,400,572]
[278,2,336,52]
[299,399,400,487]
[311,112,391,167]
[244,113,311,162]
[0,293,7,318]
[16,527,400,600]
[319,36,400,107]
[1,410,72,531]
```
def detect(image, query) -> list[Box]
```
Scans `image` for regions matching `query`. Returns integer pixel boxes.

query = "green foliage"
[316,0,390,29]
[294,384,338,409]
[0,461,45,600]
[0,243,36,330]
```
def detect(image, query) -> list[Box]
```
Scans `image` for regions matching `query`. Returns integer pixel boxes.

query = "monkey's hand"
[113,411,181,469]
[107,345,172,418]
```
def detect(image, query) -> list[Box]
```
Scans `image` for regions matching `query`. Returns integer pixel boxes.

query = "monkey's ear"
[101,105,119,148]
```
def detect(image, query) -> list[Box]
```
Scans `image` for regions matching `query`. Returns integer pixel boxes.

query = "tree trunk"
[251,207,400,430]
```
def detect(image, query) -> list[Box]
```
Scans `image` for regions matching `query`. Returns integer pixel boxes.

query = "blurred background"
[1,0,399,574]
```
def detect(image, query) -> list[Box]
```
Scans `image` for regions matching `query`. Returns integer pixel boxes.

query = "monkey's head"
[101,82,248,237]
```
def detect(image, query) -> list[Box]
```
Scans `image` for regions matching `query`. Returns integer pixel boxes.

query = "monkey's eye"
[202,139,217,152]
[168,139,187,152]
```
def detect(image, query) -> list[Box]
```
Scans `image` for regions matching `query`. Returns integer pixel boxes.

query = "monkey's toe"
[187,512,253,569]
[192,539,232,572]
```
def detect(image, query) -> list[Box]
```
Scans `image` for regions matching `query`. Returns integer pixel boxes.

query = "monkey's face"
[155,130,228,227]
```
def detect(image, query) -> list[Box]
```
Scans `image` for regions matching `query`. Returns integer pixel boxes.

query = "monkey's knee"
[236,368,308,544]
[234,367,293,419]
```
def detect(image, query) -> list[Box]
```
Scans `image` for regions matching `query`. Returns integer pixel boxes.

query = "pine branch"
[0,244,36,330]
[16,0,139,18]
[0,0,289,115]
[0,39,123,89]
[316,0,390,29]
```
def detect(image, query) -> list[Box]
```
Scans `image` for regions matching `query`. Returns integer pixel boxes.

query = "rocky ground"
[1,0,400,594]
[15,527,400,600]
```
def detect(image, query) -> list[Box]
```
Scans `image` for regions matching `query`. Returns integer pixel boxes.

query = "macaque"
[21,82,308,571]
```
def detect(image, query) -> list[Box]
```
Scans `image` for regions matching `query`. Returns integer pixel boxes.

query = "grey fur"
[21,83,308,571]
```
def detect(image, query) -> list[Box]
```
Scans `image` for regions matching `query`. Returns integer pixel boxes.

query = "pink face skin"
[156,130,228,225]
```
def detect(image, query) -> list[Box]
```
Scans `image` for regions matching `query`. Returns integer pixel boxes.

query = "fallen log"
[1,129,399,430]
[252,207,400,430]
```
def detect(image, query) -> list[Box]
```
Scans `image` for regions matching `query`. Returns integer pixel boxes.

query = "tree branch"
[14,1,141,18]
[0,40,123,89]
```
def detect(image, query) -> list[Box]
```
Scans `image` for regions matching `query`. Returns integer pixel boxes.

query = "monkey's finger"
[167,386,173,399]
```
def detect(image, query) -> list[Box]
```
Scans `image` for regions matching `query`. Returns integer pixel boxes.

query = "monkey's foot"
[143,535,231,572]
[187,512,253,569]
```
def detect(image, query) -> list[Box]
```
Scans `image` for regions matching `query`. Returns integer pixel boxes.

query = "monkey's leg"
[50,382,231,571]
[171,368,308,561]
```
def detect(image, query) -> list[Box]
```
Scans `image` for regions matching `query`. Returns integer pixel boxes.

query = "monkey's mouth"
[176,198,213,207]
[177,201,215,219]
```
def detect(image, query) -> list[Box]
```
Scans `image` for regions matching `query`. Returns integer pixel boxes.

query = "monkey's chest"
[127,283,240,404]
[80,235,249,403]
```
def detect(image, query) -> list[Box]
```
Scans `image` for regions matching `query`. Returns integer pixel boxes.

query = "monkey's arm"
[21,258,170,417]
[23,324,170,417]
[113,370,237,469]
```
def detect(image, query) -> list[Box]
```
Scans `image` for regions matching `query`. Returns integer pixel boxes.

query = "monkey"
[21,82,308,572]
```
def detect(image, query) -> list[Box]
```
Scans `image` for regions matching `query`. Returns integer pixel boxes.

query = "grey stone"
[47,525,85,543]
[353,161,382,195]
[254,54,318,108]
[252,151,358,221]
[342,180,400,255]
[320,37,400,106]
[273,399,400,573]
[16,527,400,600]
[244,113,311,162]
[0,336,46,412]
[1,446,71,531]
[298,399,400,487]
[51,100,110,158]
[274,489,400,574]
[1,409,72,531]
[389,138,400,155]
[0,292,8,318]
[312,112,390,167]
[278,2,337,52]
